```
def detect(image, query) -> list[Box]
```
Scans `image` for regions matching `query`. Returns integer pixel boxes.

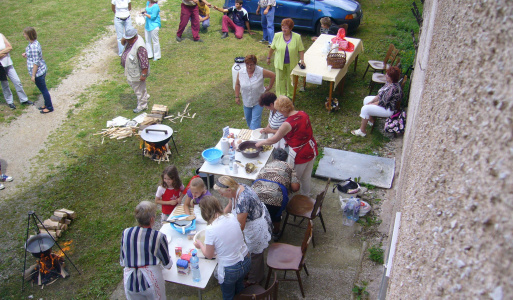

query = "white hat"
[123,28,138,39]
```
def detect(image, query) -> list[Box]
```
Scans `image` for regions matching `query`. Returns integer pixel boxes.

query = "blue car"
[223,0,362,34]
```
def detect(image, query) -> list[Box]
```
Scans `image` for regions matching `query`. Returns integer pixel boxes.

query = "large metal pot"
[140,124,174,146]
[25,233,55,258]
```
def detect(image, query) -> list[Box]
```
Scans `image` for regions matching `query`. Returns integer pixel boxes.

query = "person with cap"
[0,32,32,110]
[120,28,150,113]
[120,200,173,299]
[112,0,133,57]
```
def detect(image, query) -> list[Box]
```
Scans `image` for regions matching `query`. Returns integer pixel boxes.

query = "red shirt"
[284,111,318,164]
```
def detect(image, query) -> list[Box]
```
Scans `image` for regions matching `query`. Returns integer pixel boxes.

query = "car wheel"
[315,20,322,36]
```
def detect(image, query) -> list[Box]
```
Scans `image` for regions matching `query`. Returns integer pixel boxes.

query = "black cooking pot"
[140,124,174,146]
[25,233,55,258]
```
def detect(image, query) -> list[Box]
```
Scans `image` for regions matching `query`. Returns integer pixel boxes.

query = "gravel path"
[0,27,118,200]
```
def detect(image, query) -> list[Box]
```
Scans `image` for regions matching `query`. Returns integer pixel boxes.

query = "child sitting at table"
[155,165,185,222]
[311,17,347,41]
[183,177,211,215]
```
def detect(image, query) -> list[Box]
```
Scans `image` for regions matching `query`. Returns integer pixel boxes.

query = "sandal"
[38,106,46,110]
[40,108,54,114]
[351,129,366,137]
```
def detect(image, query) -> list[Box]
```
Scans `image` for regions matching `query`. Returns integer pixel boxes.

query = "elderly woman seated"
[252,148,300,241]
[351,66,403,137]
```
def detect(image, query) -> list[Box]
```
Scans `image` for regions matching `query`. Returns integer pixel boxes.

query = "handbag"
[384,111,406,134]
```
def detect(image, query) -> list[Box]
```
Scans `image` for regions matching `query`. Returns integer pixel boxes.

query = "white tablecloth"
[161,205,217,289]
[199,129,274,182]
[291,34,364,90]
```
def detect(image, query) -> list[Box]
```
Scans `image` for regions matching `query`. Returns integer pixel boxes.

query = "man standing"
[0,33,32,109]
[120,201,173,299]
[256,0,276,46]
[111,0,132,56]
[213,0,254,39]
[177,0,210,42]
[120,28,150,113]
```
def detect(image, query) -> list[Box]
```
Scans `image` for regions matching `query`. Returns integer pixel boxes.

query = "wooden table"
[198,128,274,189]
[291,34,364,111]
[161,205,217,299]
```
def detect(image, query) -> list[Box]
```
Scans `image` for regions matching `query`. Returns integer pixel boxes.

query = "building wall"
[388,0,513,298]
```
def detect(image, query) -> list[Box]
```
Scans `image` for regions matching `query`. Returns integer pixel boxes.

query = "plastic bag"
[342,197,360,226]
[330,28,355,52]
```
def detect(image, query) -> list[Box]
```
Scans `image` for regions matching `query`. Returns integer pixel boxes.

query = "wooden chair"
[368,57,401,95]
[265,220,313,298]
[362,44,396,79]
[235,272,278,300]
[369,75,408,133]
[280,178,331,248]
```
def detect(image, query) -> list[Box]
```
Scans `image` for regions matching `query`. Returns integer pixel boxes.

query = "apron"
[287,139,317,167]
[123,265,165,300]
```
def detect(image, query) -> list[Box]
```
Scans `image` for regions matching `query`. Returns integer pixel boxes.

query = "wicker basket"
[326,48,346,69]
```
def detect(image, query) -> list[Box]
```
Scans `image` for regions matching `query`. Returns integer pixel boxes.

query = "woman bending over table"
[235,54,275,130]
[267,18,305,99]
[351,66,403,137]
[259,92,286,148]
[215,176,272,287]
[256,96,318,196]
[194,195,250,300]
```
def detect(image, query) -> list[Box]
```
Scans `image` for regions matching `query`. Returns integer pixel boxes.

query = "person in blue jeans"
[256,0,276,46]
[112,0,133,56]
[22,27,53,114]
[193,195,251,300]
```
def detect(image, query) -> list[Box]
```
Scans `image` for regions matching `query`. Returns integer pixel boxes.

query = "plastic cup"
[327,65,332,71]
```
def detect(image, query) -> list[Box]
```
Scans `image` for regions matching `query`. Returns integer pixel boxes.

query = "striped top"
[120,226,173,292]
[268,110,286,130]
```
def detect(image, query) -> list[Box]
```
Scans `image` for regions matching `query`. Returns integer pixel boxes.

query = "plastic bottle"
[229,145,235,171]
[190,250,201,282]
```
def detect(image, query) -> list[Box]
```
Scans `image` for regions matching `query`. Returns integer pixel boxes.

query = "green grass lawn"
[0,0,419,298]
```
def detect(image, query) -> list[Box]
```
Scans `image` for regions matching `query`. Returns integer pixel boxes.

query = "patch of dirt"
[0,27,118,200]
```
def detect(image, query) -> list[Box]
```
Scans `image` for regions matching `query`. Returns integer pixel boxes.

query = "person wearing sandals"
[0,33,32,110]
[215,176,272,287]
[22,27,53,114]
[351,66,403,137]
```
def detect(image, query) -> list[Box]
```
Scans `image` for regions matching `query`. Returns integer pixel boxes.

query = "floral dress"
[231,184,272,254]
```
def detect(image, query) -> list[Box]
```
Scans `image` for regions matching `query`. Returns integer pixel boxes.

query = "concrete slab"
[315,148,396,189]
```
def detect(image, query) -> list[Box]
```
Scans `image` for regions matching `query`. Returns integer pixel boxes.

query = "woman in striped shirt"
[259,92,286,149]
[120,201,173,299]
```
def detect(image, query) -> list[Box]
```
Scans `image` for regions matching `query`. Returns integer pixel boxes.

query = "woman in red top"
[256,96,317,195]
[155,165,185,222]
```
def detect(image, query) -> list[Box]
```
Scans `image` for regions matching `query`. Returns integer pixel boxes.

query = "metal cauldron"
[25,233,55,258]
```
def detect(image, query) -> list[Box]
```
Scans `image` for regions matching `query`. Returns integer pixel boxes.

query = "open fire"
[24,241,71,287]
[142,141,171,163]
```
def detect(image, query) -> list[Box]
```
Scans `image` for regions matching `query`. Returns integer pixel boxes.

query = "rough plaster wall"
[387,0,513,299]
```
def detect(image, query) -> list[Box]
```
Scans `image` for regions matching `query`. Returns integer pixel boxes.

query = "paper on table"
[306,73,323,85]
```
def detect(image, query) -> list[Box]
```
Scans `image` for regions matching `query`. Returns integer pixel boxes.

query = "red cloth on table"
[331,28,355,52]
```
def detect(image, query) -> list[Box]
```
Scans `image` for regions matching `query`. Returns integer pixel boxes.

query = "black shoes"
[176,36,183,42]
[21,100,34,105]
[221,32,228,39]
[8,103,16,109]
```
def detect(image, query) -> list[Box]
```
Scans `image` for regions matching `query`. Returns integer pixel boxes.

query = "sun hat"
[123,28,138,39]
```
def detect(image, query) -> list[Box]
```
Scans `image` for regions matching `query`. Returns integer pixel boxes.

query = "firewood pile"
[94,126,138,142]
[164,103,196,123]
[34,209,76,241]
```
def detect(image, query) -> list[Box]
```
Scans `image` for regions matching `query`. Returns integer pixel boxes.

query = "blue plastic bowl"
[202,148,223,165]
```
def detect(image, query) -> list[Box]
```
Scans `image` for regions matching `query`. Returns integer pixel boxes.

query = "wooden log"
[50,215,65,223]
[54,211,68,218]
[40,220,61,230]
[24,264,38,281]
[63,218,71,225]
[46,229,62,238]
[146,113,164,120]
[58,208,76,219]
